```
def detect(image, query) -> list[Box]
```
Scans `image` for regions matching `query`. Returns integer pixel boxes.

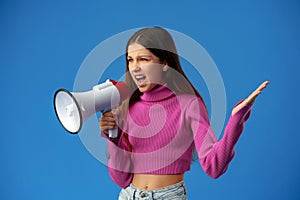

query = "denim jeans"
[118,181,187,200]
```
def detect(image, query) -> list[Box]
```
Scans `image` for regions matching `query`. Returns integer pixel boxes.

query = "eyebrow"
[127,55,152,59]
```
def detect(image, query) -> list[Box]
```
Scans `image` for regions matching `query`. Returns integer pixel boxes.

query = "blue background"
[1,0,299,199]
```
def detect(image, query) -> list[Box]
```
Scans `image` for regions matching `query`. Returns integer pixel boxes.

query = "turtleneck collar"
[140,84,175,102]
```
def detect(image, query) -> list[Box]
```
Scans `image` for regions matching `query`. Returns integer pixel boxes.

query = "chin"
[137,83,156,93]
[138,87,150,93]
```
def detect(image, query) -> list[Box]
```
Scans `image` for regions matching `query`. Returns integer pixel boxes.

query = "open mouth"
[135,75,146,86]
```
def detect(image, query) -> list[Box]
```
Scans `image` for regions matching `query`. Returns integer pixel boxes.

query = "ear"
[162,61,169,72]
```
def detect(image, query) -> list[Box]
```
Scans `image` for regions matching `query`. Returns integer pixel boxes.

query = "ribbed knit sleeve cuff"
[223,99,252,148]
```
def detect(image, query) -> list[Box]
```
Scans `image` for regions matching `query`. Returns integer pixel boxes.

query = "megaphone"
[53,79,129,138]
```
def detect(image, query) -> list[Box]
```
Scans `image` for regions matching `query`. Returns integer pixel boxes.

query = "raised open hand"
[231,81,270,116]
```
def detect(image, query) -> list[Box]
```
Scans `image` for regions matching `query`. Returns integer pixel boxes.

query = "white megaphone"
[53,79,129,138]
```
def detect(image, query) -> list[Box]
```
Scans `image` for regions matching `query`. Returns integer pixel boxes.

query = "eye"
[127,58,133,63]
[140,57,149,61]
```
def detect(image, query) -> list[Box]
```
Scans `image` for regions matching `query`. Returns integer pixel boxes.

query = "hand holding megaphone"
[53,79,130,138]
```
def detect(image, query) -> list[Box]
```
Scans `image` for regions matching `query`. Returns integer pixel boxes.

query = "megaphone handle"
[108,128,118,138]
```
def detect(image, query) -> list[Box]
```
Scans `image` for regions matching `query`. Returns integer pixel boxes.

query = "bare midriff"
[132,173,184,190]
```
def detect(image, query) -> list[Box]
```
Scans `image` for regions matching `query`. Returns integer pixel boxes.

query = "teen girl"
[100,27,269,199]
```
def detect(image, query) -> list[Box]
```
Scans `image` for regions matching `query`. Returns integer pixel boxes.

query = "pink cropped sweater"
[103,84,252,188]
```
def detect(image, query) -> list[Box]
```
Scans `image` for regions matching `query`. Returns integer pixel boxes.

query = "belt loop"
[150,190,154,199]
[183,183,187,195]
[131,184,136,200]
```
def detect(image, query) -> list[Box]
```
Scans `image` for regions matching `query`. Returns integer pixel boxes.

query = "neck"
[140,83,175,102]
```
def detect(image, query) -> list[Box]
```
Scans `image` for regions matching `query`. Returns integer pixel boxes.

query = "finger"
[251,81,269,97]
[257,81,270,92]
[100,118,116,126]
[102,117,116,122]
[101,112,117,121]
[103,112,114,117]
[100,125,117,132]
[102,117,117,122]
[246,81,269,105]
[250,90,262,98]
[101,127,116,133]
[99,118,115,126]
[247,89,262,101]
[100,120,116,126]
[100,121,117,131]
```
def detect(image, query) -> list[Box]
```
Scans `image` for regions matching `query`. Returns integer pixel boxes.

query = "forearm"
[102,132,133,188]
[193,100,252,178]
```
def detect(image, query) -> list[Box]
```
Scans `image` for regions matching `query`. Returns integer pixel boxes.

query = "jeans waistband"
[130,181,186,199]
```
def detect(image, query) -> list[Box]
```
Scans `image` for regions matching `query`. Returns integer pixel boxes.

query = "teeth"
[136,75,144,79]
[135,75,145,82]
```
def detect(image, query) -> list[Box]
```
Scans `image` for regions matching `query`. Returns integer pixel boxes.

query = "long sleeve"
[101,132,133,188]
[187,98,252,178]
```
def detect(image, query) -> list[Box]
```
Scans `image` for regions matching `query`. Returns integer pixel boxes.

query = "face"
[127,43,167,93]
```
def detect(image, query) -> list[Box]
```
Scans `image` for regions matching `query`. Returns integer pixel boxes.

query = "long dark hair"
[120,27,207,153]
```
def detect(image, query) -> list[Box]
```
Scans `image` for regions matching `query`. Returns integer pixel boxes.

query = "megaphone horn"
[53,79,129,137]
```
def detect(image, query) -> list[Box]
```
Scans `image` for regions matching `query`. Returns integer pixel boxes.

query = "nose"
[130,62,141,73]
